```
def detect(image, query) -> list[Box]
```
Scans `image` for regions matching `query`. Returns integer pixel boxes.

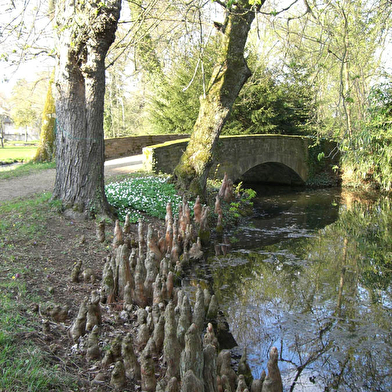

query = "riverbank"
[1,163,388,391]
[0,166,258,391]
[0,177,266,391]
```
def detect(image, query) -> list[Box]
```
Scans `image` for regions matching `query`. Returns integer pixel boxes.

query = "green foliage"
[224,60,318,136]
[9,75,49,131]
[34,76,56,163]
[342,82,392,191]
[228,186,256,219]
[306,139,341,187]
[105,175,185,221]
[206,180,257,227]
[148,42,318,136]
[146,40,218,134]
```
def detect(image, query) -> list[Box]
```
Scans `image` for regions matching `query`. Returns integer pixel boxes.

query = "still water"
[208,186,391,391]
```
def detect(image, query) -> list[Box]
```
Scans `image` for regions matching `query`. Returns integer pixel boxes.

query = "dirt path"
[0,155,144,204]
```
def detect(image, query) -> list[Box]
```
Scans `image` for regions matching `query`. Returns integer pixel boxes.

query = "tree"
[113,0,217,136]
[173,0,264,198]
[34,74,56,162]
[342,81,392,191]
[52,0,121,216]
[9,77,48,136]
[223,59,317,136]
[276,0,392,140]
[146,38,219,134]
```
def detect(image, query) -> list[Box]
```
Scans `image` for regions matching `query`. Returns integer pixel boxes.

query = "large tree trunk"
[174,1,261,198]
[53,1,121,217]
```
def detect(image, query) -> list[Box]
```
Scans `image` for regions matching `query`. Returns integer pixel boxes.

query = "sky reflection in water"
[210,188,391,391]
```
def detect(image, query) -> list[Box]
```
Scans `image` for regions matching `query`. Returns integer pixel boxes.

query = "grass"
[0,161,56,181]
[0,283,75,391]
[0,142,54,182]
[0,194,77,391]
[0,144,38,164]
[3,140,39,146]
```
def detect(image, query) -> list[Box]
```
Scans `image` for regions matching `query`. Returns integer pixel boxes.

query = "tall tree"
[174,0,265,198]
[277,0,392,139]
[147,37,220,134]
[53,0,121,216]
[224,59,317,136]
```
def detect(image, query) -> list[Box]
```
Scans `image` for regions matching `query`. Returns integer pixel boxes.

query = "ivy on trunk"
[174,0,263,198]
[53,1,121,217]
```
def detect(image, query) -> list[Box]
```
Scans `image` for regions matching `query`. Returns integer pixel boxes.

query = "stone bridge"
[143,135,338,185]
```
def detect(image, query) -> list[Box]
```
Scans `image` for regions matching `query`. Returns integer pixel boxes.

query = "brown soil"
[0,169,56,202]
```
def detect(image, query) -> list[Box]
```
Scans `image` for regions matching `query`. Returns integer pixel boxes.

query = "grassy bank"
[0,194,80,391]
[0,144,38,164]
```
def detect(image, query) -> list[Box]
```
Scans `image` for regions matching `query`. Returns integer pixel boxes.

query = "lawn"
[0,144,38,164]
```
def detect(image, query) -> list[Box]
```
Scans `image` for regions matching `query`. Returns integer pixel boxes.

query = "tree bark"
[53,1,121,217]
[174,1,262,198]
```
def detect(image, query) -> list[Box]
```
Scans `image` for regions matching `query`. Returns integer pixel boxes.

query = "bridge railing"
[104,134,189,160]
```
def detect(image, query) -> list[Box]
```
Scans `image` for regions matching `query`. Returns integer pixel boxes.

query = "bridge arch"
[239,162,305,185]
[210,135,310,184]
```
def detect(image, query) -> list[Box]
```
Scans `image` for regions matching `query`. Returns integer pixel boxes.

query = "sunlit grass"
[0,282,76,391]
[0,145,38,163]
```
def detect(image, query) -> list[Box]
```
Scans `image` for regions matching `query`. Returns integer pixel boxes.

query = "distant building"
[1,115,39,142]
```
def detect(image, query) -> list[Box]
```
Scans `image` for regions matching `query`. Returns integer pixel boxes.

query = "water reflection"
[232,186,341,249]
[209,190,392,391]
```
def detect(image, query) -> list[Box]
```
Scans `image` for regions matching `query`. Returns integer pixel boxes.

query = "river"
[193,186,391,391]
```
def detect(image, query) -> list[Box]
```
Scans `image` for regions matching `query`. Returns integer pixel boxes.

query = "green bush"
[342,82,392,191]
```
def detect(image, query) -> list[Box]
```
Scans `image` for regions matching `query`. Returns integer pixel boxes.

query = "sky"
[0,0,55,99]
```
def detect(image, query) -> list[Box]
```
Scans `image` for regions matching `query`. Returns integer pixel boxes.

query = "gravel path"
[0,155,144,204]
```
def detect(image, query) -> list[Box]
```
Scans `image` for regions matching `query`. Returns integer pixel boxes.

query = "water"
[0,162,23,171]
[208,186,392,391]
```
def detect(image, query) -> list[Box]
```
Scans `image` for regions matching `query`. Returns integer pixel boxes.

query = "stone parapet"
[104,134,189,160]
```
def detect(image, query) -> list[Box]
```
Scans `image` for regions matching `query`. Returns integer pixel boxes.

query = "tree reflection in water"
[210,196,391,391]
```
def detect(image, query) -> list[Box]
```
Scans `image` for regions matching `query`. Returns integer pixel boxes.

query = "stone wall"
[104,134,189,160]
[143,139,189,173]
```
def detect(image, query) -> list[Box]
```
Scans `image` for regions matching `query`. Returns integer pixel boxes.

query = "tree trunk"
[174,1,261,198]
[53,1,121,217]
[0,118,4,148]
